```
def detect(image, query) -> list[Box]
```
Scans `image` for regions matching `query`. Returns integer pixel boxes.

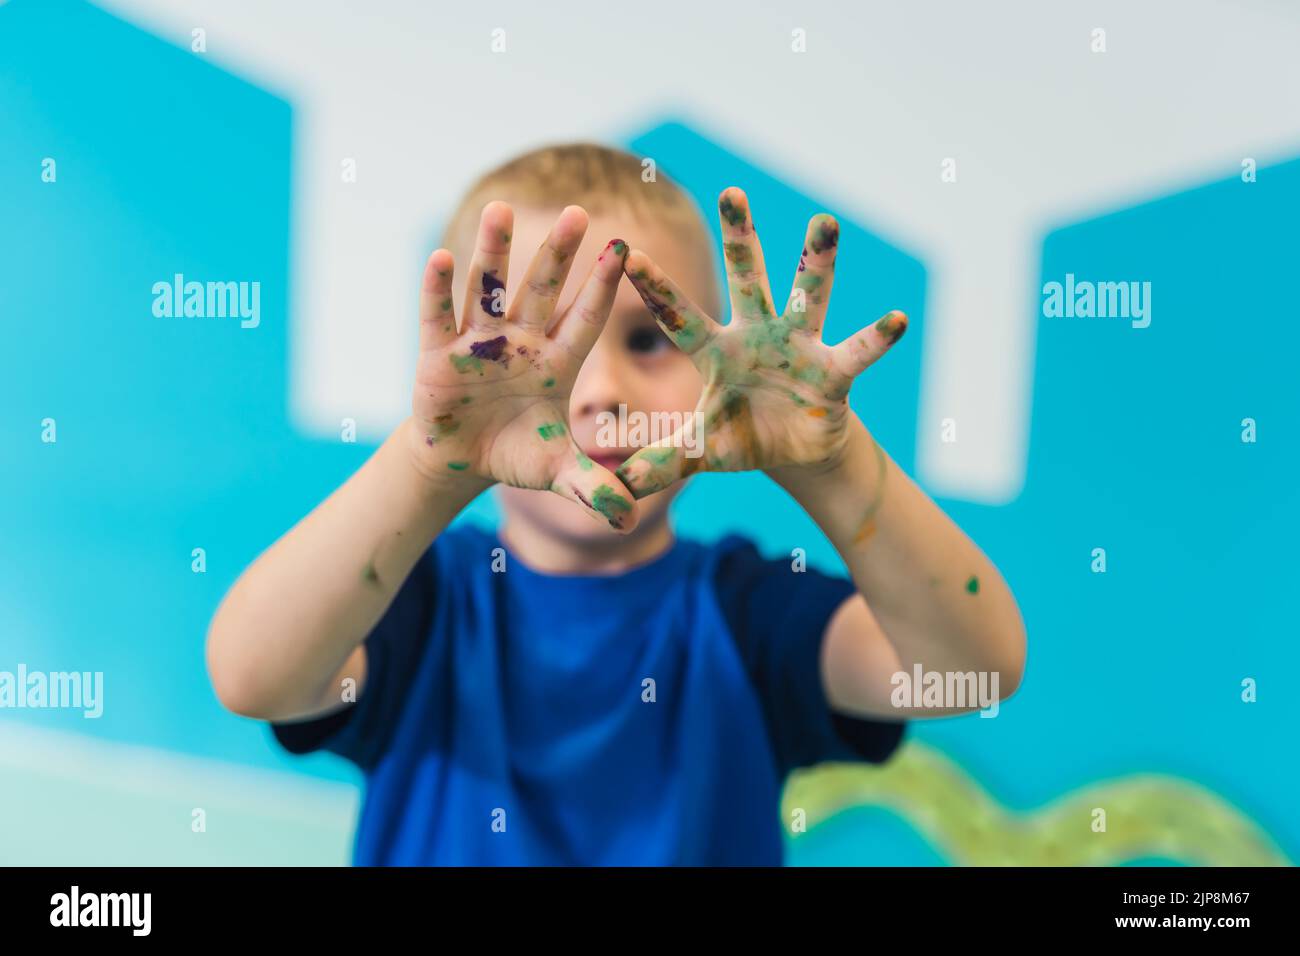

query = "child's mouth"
[586,451,629,473]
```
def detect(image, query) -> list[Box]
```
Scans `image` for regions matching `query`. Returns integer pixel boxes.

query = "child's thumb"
[550,458,639,534]
[614,442,700,500]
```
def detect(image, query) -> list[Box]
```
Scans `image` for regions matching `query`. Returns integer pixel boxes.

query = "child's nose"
[570,334,627,420]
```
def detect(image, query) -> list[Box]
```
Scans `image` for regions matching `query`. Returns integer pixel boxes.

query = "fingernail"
[875,311,907,344]
[598,238,627,263]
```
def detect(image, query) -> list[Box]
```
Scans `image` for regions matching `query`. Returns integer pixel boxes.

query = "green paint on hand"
[630,446,682,493]
[576,451,594,471]
[809,217,839,254]
[966,575,980,595]
[430,414,460,440]
[789,359,828,387]
[742,319,793,353]
[673,316,704,350]
[537,422,567,440]
[450,353,485,374]
[875,312,907,345]
[362,562,381,587]
[612,240,627,256]
[734,285,773,320]
[440,298,452,310]
[734,318,829,386]
[719,194,747,228]
[591,484,633,526]
[447,461,470,471]
[724,241,754,268]
[542,377,556,388]
[796,272,825,294]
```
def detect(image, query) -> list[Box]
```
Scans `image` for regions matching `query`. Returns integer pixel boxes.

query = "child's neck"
[498,514,676,576]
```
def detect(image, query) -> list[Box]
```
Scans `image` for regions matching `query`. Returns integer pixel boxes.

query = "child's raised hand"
[617,187,907,499]
[409,202,638,532]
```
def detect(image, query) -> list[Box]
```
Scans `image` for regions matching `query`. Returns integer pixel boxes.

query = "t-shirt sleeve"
[269,544,438,771]
[713,536,906,779]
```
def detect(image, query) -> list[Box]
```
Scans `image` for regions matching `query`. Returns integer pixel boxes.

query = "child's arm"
[619,187,1026,720]
[766,415,1026,719]
[207,202,638,722]
[206,422,485,722]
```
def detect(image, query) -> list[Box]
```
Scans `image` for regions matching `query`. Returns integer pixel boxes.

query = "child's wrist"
[768,414,872,494]
[399,417,496,497]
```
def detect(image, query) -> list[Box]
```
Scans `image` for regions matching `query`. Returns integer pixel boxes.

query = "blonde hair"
[441,143,712,262]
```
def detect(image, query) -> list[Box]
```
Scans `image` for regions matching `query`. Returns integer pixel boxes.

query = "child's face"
[484,204,719,543]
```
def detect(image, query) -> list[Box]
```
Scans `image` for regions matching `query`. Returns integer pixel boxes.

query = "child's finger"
[551,454,639,533]
[512,205,588,334]
[830,310,908,383]
[783,213,840,338]
[549,237,628,358]
[462,201,513,334]
[717,187,776,324]
[614,439,705,500]
[418,249,458,351]
[623,250,721,357]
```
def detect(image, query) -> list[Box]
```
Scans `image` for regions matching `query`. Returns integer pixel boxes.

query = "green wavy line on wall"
[782,741,1289,866]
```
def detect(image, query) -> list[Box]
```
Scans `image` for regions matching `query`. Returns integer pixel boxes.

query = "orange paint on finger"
[874,311,908,345]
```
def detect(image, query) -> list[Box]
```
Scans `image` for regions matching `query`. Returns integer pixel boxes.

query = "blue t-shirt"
[271,522,905,865]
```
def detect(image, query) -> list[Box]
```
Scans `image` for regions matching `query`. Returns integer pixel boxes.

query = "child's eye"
[627,324,672,354]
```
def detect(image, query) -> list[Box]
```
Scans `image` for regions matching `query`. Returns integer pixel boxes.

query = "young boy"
[207,144,1027,866]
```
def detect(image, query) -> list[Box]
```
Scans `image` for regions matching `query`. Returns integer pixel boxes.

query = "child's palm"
[414,327,572,489]
[410,203,637,531]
